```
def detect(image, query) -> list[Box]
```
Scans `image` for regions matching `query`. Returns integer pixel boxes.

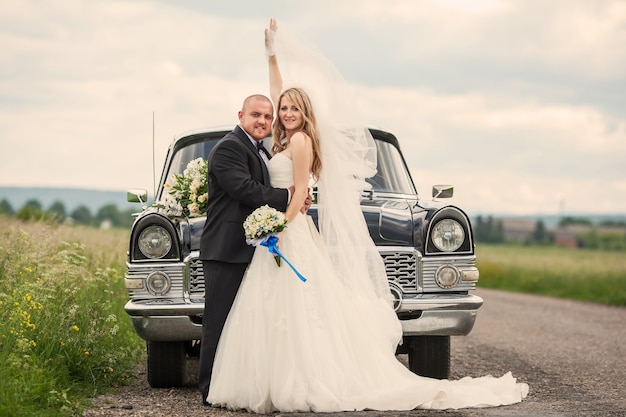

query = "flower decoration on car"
[153,158,208,218]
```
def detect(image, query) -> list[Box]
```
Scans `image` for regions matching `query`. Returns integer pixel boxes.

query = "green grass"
[0,216,144,417]
[476,243,626,306]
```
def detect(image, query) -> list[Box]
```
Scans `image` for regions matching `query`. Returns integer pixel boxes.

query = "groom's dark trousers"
[197,260,247,401]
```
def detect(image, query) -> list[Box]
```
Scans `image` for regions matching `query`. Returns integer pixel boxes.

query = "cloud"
[353,82,625,214]
[0,0,261,191]
[0,0,624,216]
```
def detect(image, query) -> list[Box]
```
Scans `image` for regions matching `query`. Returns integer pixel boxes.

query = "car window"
[367,140,416,194]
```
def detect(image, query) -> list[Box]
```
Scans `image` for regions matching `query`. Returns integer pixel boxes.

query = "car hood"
[184,196,421,252]
[361,197,416,245]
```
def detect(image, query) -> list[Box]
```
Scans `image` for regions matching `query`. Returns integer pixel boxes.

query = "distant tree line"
[473,215,554,245]
[559,216,626,251]
[559,216,626,228]
[473,215,626,251]
[473,215,505,243]
[0,198,137,229]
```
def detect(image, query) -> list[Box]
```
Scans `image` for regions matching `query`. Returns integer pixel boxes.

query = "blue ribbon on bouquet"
[260,235,307,283]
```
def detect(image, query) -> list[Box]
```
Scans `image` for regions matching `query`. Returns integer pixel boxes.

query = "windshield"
[158,136,416,199]
[366,140,416,194]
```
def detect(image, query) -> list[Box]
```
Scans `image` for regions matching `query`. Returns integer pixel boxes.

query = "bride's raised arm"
[265,18,283,108]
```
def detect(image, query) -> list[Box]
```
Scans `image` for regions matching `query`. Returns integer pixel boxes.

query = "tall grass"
[0,216,143,417]
[476,243,626,306]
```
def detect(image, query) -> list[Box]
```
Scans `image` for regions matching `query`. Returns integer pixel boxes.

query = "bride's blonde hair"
[272,87,322,181]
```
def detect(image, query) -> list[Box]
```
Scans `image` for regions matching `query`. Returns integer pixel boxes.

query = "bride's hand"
[264,18,277,57]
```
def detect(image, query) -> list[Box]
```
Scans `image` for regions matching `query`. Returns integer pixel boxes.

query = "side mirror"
[432,185,453,199]
[127,189,148,205]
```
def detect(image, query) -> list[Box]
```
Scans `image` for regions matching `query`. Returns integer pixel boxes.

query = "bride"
[206,19,529,412]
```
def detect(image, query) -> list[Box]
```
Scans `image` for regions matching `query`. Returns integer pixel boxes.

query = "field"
[1,217,624,416]
[0,216,143,417]
[476,243,626,306]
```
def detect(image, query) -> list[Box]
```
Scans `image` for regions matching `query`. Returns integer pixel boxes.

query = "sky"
[1,0,625,216]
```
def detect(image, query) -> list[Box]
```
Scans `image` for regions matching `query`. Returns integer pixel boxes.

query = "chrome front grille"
[184,250,420,299]
[380,248,419,293]
[183,249,474,299]
[186,256,205,301]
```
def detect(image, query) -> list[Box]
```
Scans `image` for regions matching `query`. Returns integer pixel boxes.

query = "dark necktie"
[256,141,271,159]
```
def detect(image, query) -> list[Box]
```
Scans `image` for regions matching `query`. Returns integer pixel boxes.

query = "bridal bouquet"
[244,205,306,282]
[153,158,208,218]
[244,205,287,266]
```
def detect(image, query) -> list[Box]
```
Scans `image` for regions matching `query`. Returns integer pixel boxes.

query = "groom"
[198,94,292,405]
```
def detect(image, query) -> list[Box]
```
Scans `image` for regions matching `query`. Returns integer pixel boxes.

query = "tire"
[146,341,186,388]
[406,335,450,379]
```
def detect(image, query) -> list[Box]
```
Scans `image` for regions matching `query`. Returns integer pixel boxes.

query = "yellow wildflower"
[71,325,79,332]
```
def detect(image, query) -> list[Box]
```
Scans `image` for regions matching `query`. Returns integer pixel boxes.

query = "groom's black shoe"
[202,390,210,406]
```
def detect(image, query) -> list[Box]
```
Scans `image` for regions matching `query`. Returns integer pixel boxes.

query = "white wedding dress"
[207,153,529,413]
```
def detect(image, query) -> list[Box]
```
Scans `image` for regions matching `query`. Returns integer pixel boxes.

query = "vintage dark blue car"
[125,127,482,388]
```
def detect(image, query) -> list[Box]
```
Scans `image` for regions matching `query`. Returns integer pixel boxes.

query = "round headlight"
[138,225,173,259]
[435,265,459,289]
[432,219,465,252]
[146,271,171,295]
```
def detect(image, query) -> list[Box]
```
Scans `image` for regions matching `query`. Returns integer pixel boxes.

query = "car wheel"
[147,341,186,388]
[406,335,450,379]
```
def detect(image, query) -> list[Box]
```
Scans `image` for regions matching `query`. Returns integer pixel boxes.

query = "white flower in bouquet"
[155,193,183,217]
[188,202,201,217]
[190,179,201,194]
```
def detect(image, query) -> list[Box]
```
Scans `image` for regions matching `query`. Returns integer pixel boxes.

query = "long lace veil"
[274,26,394,307]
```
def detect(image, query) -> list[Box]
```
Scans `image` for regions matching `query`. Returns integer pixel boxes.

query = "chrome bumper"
[397,293,483,336]
[125,300,204,341]
[125,293,483,342]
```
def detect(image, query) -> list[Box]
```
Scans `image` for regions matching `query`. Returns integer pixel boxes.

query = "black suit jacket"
[199,126,289,263]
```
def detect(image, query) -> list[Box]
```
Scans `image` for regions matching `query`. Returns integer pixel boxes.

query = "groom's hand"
[288,185,312,213]
[301,188,312,214]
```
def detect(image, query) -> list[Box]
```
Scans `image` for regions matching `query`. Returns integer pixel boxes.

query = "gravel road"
[83,289,626,417]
